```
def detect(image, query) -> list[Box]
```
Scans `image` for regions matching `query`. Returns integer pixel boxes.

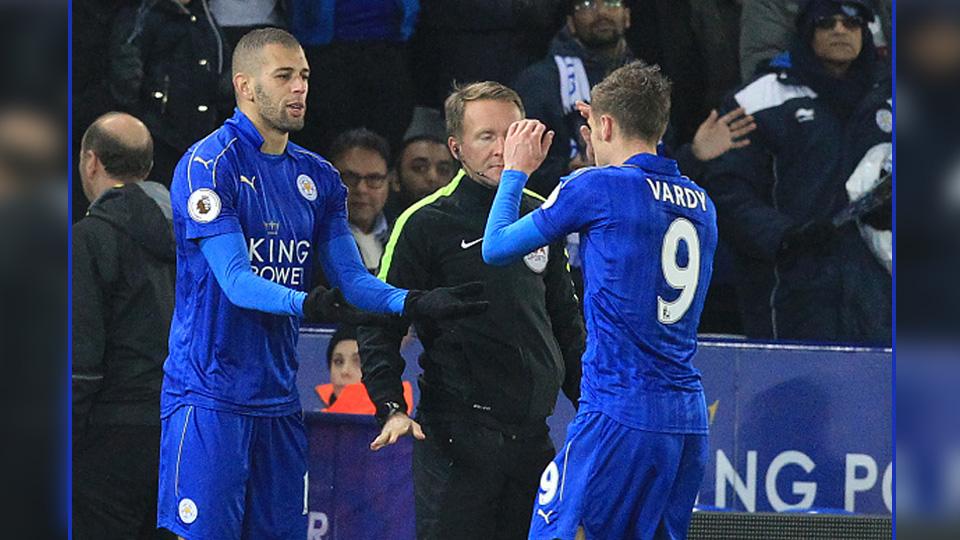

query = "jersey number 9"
[658,218,701,325]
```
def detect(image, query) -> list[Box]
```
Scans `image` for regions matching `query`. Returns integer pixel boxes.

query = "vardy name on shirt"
[646,178,708,212]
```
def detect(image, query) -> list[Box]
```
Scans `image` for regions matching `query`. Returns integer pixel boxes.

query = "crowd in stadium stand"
[73,0,892,342]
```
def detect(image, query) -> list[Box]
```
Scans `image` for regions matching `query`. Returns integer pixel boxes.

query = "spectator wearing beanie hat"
[704,0,891,343]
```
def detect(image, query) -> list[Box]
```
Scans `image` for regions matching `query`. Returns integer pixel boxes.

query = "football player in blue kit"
[157,28,485,539]
[483,61,718,540]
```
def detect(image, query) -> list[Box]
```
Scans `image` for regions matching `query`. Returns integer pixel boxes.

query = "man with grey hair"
[73,112,177,539]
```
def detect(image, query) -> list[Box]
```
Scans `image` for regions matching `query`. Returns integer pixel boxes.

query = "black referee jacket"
[359,170,585,432]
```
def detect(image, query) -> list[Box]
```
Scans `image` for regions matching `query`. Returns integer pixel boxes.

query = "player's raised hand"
[504,119,554,176]
[302,286,397,325]
[403,281,489,321]
[370,412,425,451]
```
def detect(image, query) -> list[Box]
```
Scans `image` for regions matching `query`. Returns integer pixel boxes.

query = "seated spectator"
[328,128,393,273]
[315,326,413,415]
[107,0,231,187]
[385,107,458,223]
[705,0,891,344]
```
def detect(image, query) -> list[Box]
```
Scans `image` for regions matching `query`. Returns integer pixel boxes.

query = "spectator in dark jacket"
[739,0,890,81]
[705,0,891,344]
[73,112,177,539]
[108,0,231,187]
[513,0,634,196]
[515,0,757,197]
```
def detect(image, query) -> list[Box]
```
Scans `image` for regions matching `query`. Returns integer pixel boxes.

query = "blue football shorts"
[157,405,308,539]
[528,411,708,540]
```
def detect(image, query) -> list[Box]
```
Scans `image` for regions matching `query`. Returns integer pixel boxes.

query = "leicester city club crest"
[297,174,318,201]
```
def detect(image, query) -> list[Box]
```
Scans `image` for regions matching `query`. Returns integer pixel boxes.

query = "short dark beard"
[579,30,622,50]
[254,83,304,133]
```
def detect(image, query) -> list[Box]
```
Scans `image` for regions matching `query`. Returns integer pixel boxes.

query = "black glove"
[778,220,836,260]
[302,286,396,326]
[403,282,489,321]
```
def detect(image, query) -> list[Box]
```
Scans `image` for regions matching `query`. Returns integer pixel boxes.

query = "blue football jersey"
[531,153,718,433]
[162,109,351,417]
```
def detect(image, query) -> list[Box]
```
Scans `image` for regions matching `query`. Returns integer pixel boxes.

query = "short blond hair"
[443,81,525,139]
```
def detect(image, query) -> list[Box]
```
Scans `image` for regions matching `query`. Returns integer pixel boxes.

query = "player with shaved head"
[157,28,486,540]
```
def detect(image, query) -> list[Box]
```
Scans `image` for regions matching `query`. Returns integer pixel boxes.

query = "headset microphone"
[455,146,487,180]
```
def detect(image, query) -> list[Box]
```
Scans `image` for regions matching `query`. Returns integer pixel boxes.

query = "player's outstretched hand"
[504,119,554,176]
[370,412,425,451]
[403,282,489,321]
[302,286,397,325]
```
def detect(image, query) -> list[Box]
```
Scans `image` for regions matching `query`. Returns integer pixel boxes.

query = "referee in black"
[359,81,585,540]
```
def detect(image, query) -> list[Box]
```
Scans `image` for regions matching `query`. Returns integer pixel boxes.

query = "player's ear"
[234,72,254,103]
[600,115,615,142]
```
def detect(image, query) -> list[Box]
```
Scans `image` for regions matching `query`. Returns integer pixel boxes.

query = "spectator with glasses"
[329,128,393,273]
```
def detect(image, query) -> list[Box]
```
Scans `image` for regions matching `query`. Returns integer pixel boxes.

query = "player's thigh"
[413,420,505,540]
[579,421,686,540]
[241,413,309,540]
[654,434,709,540]
[157,406,253,540]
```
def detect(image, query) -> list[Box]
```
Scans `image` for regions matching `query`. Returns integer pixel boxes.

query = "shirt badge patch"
[187,188,221,223]
[524,245,549,274]
[875,109,892,134]
[178,498,198,524]
[297,174,318,201]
